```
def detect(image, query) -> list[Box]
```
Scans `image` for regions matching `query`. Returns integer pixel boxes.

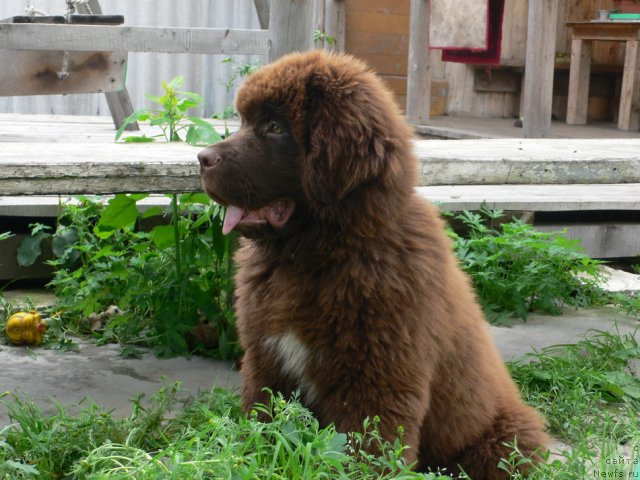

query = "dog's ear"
[301,71,389,205]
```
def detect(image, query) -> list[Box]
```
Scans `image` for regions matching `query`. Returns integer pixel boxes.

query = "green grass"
[0,385,450,480]
[506,330,640,478]
[1,330,639,479]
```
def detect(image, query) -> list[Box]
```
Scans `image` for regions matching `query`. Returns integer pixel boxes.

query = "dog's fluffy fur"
[198,50,548,478]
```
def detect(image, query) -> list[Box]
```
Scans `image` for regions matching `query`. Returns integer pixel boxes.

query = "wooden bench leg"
[618,40,640,131]
[566,37,591,125]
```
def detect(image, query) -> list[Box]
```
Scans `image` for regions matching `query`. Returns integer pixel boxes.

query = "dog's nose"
[198,149,222,169]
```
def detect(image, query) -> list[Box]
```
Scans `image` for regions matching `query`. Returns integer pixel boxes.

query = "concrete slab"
[0,340,240,426]
[492,306,639,362]
[2,304,638,426]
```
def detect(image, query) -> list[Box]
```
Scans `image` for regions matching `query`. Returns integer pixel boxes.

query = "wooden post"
[566,37,592,125]
[323,0,346,52]
[86,0,138,131]
[522,0,559,138]
[253,0,270,29]
[406,0,431,125]
[619,40,640,131]
[268,0,317,63]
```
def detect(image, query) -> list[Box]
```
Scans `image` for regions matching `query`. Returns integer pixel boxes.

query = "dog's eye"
[267,122,284,134]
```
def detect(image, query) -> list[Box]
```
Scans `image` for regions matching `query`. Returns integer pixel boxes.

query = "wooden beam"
[323,0,346,52]
[268,0,317,63]
[253,0,270,29]
[522,0,559,138]
[0,23,270,55]
[83,0,138,131]
[105,90,139,131]
[618,40,640,131]
[406,0,431,125]
[566,38,592,125]
[417,184,640,212]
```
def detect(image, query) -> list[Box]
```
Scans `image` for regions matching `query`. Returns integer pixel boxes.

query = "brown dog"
[198,50,548,478]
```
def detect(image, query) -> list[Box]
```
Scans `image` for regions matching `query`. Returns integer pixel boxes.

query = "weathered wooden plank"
[618,39,640,131]
[324,0,346,52]
[253,0,270,29]
[0,24,270,55]
[0,142,202,195]
[522,0,559,138]
[416,138,640,185]
[416,184,640,211]
[2,138,640,196]
[537,223,640,258]
[566,38,592,125]
[0,114,238,143]
[406,0,430,125]
[268,0,316,62]
[0,50,126,96]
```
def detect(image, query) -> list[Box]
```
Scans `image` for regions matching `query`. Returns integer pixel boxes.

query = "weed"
[15,194,237,359]
[219,57,262,94]
[314,29,337,45]
[115,76,223,146]
[213,57,262,119]
[510,330,640,445]
[0,386,451,479]
[445,205,606,324]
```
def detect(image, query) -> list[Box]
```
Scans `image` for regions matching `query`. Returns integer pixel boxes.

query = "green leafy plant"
[1,386,449,479]
[219,57,262,93]
[213,57,263,120]
[510,330,640,444]
[445,205,605,324]
[17,194,237,359]
[314,29,337,45]
[115,76,222,146]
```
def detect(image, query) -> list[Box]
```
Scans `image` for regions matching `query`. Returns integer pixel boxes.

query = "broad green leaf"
[115,108,151,141]
[164,76,184,92]
[179,192,211,205]
[52,226,78,257]
[151,224,176,249]
[141,206,166,219]
[185,123,223,146]
[99,194,139,230]
[17,232,49,267]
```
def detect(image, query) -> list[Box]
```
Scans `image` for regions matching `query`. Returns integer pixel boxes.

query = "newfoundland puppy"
[198,50,548,478]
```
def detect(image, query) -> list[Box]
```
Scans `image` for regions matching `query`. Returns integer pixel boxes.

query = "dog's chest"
[263,331,318,403]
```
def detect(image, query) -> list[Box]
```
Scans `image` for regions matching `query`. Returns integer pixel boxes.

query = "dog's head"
[198,50,414,239]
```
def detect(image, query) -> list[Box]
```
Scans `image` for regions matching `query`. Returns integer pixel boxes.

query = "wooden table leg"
[618,40,640,131]
[566,37,592,125]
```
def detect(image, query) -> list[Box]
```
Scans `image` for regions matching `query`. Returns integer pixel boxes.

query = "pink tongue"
[223,205,245,235]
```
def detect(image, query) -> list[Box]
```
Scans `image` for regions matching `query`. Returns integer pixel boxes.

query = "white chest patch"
[263,331,317,403]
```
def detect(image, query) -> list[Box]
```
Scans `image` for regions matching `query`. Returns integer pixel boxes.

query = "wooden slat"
[346,11,409,35]
[406,0,430,125]
[416,138,640,185]
[346,0,410,15]
[522,0,560,138]
[324,0,346,52]
[268,0,316,62]
[0,142,202,195]
[253,0,270,29]
[618,39,640,130]
[566,38,592,125]
[416,184,640,211]
[2,134,640,195]
[0,50,126,96]
[0,23,270,55]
